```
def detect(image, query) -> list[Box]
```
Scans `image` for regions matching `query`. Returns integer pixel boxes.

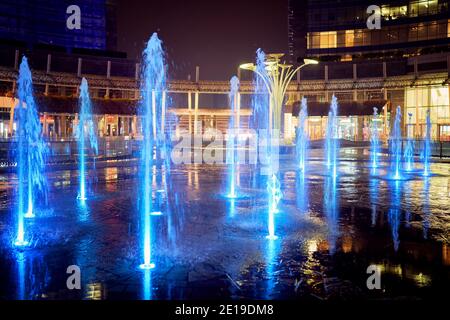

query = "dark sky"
[116,0,288,81]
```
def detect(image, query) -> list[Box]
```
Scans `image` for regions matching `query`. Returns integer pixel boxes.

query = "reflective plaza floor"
[0,148,449,300]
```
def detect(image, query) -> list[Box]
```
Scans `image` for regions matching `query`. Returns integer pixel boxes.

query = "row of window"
[307,20,450,49]
[308,0,448,26]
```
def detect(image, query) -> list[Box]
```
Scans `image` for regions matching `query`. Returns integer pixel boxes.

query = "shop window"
[319,31,337,49]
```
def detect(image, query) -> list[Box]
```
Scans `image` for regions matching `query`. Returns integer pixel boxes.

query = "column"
[74,114,79,138]
[77,58,82,78]
[194,91,199,134]
[188,91,192,134]
[161,90,166,135]
[235,92,241,129]
[60,115,67,138]
[9,98,16,137]
[106,60,111,99]
[14,49,19,70]
[43,113,48,137]
[132,115,137,137]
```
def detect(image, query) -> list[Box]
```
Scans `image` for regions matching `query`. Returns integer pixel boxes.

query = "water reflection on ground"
[0,148,449,300]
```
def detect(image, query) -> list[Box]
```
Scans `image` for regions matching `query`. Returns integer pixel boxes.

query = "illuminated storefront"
[405,85,450,139]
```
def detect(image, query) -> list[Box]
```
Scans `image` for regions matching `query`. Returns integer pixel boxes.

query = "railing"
[0,137,137,163]
[392,139,450,158]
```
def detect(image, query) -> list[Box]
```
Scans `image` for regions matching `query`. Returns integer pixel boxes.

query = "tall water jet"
[296,97,308,172]
[76,78,98,202]
[423,108,432,177]
[138,33,167,270]
[14,57,48,246]
[390,106,402,180]
[226,76,240,199]
[250,49,270,182]
[404,113,414,172]
[370,107,380,172]
[325,95,339,179]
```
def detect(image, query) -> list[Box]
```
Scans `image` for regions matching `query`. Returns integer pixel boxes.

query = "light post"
[240,54,318,133]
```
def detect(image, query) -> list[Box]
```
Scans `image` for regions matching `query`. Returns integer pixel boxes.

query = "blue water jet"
[250,49,270,180]
[14,56,48,246]
[325,95,339,179]
[296,97,308,172]
[138,33,167,270]
[76,78,98,202]
[226,76,240,199]
[404,113,414,172]
[370,107,380,172]
[423,108,432,177]
[390,106,403,180]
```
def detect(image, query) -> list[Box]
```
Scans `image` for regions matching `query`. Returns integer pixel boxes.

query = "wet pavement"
[0,148,449,300]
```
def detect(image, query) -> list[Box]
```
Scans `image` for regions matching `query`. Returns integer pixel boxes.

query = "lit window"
[345,30,354,47]
[319,31,337,49]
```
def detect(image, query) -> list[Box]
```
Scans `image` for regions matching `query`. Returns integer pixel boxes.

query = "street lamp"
[240,54,318,132]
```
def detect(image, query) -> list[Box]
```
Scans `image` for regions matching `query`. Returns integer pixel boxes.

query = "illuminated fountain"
[296,97,308,172]
[250,49,270,180]
[14,57,48,246]
[226,76,239,199]
[325,95,339,179]
[370,107,380,172]
[138,33,167,270]
[423,109,432,177]
[404,113,414,172]
[390,106,403,180]
[76,78,98,202]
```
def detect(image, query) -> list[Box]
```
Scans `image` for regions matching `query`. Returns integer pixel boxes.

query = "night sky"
[116,0,288,81]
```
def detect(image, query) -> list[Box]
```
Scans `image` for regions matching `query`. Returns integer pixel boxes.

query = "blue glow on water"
[370,178,379,227]
[14,57,48,245]
[404,113,414,172]
[388,180,401,251]
[324,176,339,254]
[371,107,380,173]
[390,106,403,180]
[16,252,25,299]
[142,269,152,300]
[296,97,308,172]
[264,237,280,298]
[77,78,98,202]
[296,170,308,214]
[226,76,240,199]
[422,177,430,239]
[139,33,167,270]
[266,174,281,240]
[423,109,432,177]
[326,95,339,179]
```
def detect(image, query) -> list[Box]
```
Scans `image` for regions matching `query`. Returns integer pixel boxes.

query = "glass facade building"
[288,0,450,140]
[0,0,117,50]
